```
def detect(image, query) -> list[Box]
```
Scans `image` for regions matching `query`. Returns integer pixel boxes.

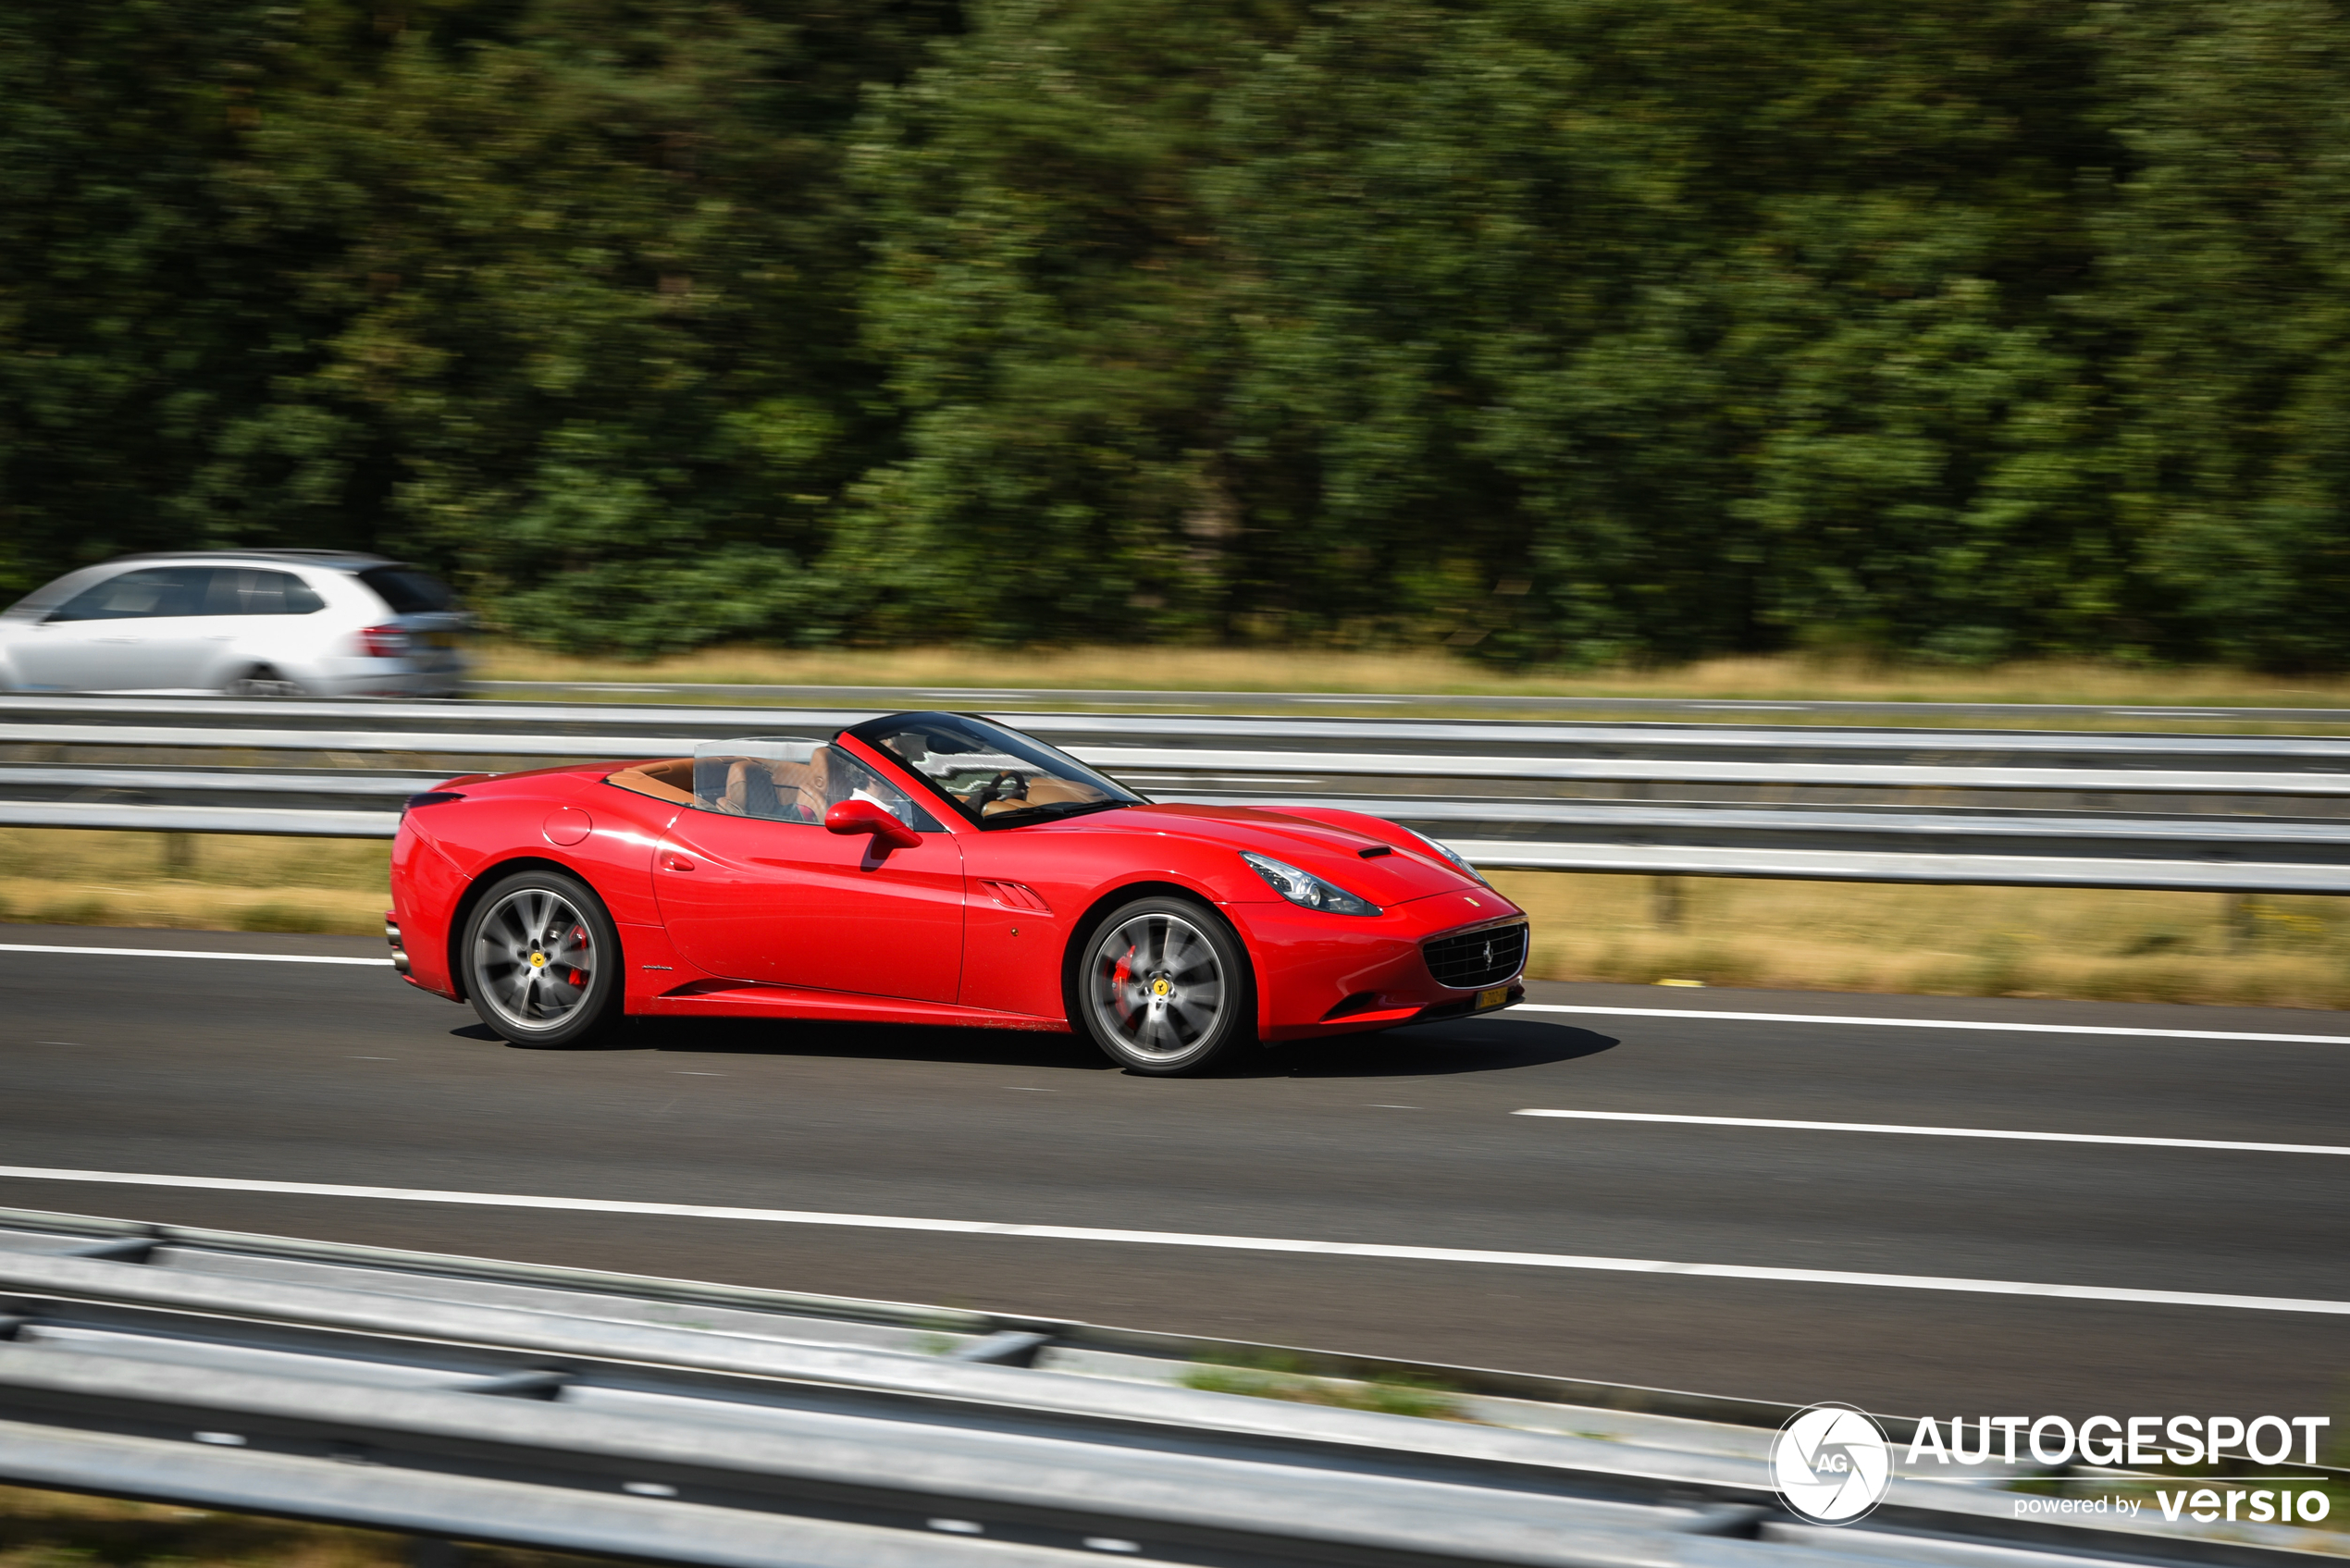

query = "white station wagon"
[0,549,470,698]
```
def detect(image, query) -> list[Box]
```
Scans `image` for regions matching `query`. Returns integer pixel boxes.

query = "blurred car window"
[44,567,209,622]
[829,748,945,832]
[357,566,456,614]
[688,736,943,831]
[694,736,830,821]
[203,568,325,616]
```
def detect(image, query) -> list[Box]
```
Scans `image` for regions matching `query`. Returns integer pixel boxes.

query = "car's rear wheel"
[224,664,304,698]
[1072,895,1255,1075]
[462,869,623,1047]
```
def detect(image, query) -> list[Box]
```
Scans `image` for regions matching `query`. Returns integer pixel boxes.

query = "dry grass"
[1495,871,2350,1010]
[0,1485,615,1568]
[0,829,388,935]
[475,642,2350,710]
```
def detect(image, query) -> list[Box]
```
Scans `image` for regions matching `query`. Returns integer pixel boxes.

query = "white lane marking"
[0,944,390,968]
[0,1163,2341,1316]
[1514,1003,2350,1045]
[1513,1108,2350,1156]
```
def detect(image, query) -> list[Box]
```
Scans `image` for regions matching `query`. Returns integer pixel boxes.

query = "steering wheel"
[963,771,1028,809]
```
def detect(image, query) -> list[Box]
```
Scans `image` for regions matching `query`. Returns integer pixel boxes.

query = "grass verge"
[0,1486,614,1568]
[1179,1354,1467,1420]
[0,829,388,935]
[474,643,2350,712]
[1496,872,2350,1010]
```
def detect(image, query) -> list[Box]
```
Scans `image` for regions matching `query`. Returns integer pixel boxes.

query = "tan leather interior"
[605,758,696,806]
[714,754,828,821]
[980,776,1099,814]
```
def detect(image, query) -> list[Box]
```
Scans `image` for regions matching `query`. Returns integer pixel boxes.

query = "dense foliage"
[3,0,2346,663]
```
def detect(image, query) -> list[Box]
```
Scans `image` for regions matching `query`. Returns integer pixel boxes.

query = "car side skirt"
[638,980,1072,1033]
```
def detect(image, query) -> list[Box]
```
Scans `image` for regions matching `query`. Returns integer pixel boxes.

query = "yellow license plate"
[1478,986,1511,1010]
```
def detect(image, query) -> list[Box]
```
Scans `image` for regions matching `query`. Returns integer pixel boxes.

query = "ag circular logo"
[1770,1402,1892,1525]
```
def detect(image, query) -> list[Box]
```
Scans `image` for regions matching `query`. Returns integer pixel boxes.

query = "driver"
[964,769,1032,812]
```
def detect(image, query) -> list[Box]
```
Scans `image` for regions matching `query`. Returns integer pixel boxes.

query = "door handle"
[660,854,696,872]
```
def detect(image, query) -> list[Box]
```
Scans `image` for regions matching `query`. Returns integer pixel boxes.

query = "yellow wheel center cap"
[1151,977,1171,997]
[529,952,548,969]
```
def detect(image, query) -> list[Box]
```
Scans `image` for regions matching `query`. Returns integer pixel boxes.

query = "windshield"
[847,711,1144,829]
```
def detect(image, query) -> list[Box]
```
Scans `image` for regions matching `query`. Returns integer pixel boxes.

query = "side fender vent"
[981,880,1053,914]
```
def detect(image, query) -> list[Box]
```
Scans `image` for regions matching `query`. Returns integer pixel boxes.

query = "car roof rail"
[108,549,401,568]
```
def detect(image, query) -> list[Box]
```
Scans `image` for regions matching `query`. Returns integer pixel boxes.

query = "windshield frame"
[843,711,1146,831]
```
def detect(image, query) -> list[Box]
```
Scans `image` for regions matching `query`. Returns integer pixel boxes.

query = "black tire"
[224,664,305,698]
[460,868,625,1047]
[1070,895,1256,1075]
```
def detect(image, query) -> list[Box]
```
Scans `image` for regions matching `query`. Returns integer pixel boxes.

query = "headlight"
[1411,832,1488,886]
[1241,851,1381,916]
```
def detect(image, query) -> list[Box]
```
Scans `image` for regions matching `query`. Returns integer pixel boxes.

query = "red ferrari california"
[386,711,1528,1074]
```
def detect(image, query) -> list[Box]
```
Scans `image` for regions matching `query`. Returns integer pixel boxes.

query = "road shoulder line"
[1512,1108,2350,1155]
[0,1164,2340,1317]
[0,944,390,967]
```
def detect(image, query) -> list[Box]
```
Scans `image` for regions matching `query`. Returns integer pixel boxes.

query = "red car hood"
[1102,801,1484,907]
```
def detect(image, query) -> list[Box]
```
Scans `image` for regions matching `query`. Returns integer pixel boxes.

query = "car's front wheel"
[1071,895,1255,1075]
[461,869,624,1047]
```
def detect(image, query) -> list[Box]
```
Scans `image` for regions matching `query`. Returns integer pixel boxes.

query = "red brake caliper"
[1110,945,1136,1020]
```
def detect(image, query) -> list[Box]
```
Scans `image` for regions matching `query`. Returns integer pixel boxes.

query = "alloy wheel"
[473,886,599,1031]
[1086,909,1228,1062]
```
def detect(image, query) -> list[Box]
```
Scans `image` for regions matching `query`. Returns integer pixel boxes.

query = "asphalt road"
[2,922,2344,1424]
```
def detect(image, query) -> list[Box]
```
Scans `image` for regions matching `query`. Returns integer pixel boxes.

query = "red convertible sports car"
[387,711,1528,1074]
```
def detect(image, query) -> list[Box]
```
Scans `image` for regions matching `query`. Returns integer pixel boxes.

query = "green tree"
[846,0,1297,646]
[2096,0,2350,666]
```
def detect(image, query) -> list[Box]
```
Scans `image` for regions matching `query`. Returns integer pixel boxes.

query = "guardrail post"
[161,832,195,877]
[2225,893,2254,954]
[1652,875,1686,931]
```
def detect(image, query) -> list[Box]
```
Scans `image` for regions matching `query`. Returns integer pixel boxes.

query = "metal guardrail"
[6,694,2350,890]
[0,1205,2330,1568]
[476,679,2350,728]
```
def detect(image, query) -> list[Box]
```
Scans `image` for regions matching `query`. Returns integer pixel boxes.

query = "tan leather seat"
[718,753,830,821]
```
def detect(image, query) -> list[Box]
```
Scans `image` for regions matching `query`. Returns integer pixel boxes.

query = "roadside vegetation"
[1180,1354,1468,1421]
[12,3,2350,673]
[5,829,2345,1010]
[0,830,388,936]
[0,1486,612,1568]
[478,645,2350,716]
[1494,875,2350,1013]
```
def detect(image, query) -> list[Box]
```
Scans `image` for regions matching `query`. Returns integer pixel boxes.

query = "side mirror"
[825,798,922,851]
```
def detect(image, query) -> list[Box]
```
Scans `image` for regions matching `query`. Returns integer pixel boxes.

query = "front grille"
[1422,922,1528,990]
